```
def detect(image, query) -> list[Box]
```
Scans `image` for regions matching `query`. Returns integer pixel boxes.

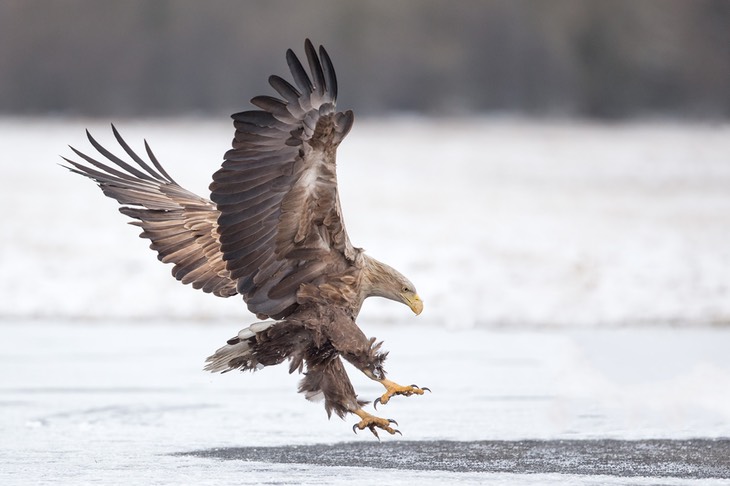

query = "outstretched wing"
[63,126,238,297]
[211,39,357,319]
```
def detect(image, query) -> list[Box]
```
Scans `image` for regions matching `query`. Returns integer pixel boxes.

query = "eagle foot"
[352,410,401,439]
[374,380,431,409]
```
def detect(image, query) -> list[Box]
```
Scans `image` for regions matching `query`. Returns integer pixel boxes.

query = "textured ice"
[2,322,730,484]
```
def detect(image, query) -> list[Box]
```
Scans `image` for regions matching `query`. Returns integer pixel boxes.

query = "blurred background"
[1,0,729,327]
[1,0,729,119]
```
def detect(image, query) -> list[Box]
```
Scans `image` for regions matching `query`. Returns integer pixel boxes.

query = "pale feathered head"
[362,257,423,315]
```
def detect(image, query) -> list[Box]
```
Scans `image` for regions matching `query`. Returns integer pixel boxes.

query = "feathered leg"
[204,319,401,438]
[322,314,428,428]
[206,314,423,437]
[299,355,400,439]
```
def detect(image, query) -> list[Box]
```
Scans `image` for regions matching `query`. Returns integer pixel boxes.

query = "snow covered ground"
[1,117,729,326]
[1,117,730,483]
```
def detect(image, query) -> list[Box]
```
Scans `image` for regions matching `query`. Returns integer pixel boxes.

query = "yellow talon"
[352,409,401,439]
[374,379,430,409]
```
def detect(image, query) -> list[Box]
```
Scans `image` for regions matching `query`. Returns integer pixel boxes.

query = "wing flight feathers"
[64,128,237,297]
[211,39,357,319]
[65,40,355,319]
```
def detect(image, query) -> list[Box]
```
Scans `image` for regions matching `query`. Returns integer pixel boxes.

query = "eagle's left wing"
[63,126,238,297]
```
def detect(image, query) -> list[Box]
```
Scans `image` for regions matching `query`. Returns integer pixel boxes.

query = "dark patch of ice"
[179,439,730,478]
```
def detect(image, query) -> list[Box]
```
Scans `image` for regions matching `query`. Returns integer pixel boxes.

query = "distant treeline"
[1,0,729,118]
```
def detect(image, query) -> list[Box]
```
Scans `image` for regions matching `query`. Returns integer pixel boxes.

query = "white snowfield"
[1,117,729,327]
[1,118,730,485]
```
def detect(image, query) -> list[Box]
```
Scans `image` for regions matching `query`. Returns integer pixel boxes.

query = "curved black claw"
[352,423,359,434]
[388,419,402,437]
[374,397,382,410]
[368,424,401,440]
[410,384,432,393]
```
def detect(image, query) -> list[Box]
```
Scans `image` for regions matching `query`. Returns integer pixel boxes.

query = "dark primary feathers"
[212,39,356,320]
[63,126,237,297]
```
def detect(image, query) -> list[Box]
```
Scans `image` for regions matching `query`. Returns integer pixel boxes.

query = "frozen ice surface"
[1,321,730,484]
[1,117,729,326]
[184,439,730,478]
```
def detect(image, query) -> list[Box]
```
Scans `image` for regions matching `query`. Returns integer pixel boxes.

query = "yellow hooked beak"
[405,294,424,316]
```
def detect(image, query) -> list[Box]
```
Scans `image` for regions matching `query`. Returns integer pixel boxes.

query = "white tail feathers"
[203,320,276,373]
[203,340,251,373]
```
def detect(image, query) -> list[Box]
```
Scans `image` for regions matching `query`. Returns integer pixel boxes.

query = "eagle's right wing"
[211,39,356,320]
[63,126,238,297]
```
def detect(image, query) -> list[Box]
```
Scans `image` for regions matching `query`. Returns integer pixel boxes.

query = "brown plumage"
[64,39,427,438]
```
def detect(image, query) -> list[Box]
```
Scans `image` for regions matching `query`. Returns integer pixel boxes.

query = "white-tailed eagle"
[64,39,427,438]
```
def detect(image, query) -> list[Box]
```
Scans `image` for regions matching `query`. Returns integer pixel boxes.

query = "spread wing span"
[210,39,356,319]
[64,40,427,438]
[63,126,238,297]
